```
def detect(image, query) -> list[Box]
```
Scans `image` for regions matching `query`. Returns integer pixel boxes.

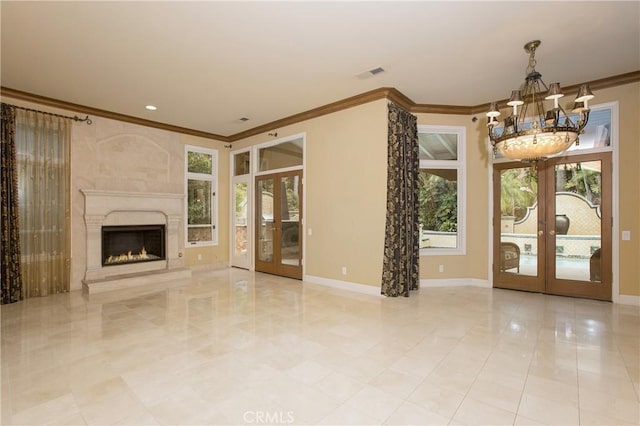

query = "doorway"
[255,170,303,279]
[493,152,612,300]
[231,178,251,269]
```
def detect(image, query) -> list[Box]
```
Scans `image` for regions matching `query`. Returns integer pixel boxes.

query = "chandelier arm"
[556,103,577,129]
[577,109,591,133]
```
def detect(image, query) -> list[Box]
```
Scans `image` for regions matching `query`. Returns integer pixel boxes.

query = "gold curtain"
[16,109,71,297]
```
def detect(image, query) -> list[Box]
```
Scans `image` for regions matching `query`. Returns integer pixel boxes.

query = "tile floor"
[1,268,639,425]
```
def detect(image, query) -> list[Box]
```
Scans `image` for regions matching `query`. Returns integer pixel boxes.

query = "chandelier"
[487,40,594,164]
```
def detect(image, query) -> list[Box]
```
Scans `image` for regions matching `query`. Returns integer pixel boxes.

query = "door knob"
[550,230,556,236]
[538,230,544,237]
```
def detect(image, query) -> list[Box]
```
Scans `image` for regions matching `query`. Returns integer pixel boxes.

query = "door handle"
[538,230,544,237]
[550,230,556,236]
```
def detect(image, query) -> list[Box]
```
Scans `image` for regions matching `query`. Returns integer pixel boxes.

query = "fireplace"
[81,189,187,291]
[102,225,165,266]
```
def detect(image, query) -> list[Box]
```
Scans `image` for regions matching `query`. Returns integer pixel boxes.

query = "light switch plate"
[622,230,631,241]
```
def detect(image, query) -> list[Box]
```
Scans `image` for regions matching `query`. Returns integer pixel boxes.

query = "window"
[257,137,303,172]
[418,125,465,255]
[185,145,217,246]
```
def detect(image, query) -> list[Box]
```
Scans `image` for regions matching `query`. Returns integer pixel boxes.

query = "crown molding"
[228,87,396,141]
[467,70,640,113]
[0,87,231,142]
[2,70,638,143]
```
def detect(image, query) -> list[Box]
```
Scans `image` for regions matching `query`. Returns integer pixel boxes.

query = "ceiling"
[2,1,639,138]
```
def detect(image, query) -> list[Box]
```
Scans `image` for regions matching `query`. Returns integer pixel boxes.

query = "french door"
[493,152,612,300]
[255,170,303,279]
[231,177,251,269]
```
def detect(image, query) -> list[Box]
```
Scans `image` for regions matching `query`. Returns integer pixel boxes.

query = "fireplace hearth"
[102,225,165,267]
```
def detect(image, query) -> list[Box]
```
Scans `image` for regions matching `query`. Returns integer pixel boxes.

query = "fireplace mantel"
[81,189,187,291]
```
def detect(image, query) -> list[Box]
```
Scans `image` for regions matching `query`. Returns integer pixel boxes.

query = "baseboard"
[420,278,491,288]
[303,275,382,296]
[615,294,640,306]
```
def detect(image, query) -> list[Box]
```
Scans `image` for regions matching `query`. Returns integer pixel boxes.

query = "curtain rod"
[4,103,92,125]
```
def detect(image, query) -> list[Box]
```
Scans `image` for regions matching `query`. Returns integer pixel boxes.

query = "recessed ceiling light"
[145,105,157,111]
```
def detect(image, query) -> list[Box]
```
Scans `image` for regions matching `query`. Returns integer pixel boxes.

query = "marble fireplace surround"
[81,189,190,293]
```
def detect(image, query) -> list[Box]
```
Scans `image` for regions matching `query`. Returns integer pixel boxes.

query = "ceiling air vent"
[356,66,385,80]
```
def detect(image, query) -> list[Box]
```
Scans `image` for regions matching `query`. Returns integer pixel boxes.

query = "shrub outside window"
[185,146,217,246]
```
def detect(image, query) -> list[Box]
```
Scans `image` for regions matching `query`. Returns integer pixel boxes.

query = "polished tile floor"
[2,268,639,425]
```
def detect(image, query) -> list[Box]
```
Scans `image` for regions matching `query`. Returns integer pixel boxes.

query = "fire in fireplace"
[102,225,165,266]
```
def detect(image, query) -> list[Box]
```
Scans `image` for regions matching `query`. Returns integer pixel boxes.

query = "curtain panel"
[1,103,23,304]
[381,103,420,297]
[16,109,71,297]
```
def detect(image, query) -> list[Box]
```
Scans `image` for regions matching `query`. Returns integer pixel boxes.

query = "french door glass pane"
[499,167,538,276]
[554,161,602,281]
[258,178,274,262]
[234,182,248,258]
[280,175,300,266]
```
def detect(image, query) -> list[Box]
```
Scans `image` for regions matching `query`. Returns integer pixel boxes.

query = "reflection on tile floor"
[2,268,639,425]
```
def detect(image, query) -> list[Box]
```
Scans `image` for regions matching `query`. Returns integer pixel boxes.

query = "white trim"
[229,147,252,270]
[304,275,383,296]
[302,134,307,279]
[253,132,305,175]
[254,164,303,178]
[615,294,640,307]
[418,124,466,256]
[185,144,218,247]
[420,278,491,288]
[609,101,620,304]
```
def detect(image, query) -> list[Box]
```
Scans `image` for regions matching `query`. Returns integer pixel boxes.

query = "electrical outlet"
[438,264,444,273]
[197,254,202,261]
[341,266,347,275]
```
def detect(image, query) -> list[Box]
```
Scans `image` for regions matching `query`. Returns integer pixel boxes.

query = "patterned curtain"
[16,109,71,297]
[381,103,419,297]
[1,103,23,304]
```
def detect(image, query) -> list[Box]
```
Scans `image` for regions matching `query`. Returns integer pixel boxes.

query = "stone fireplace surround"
[81,189,191,293]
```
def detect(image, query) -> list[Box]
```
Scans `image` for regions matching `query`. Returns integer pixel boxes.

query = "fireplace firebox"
[102,225,165,266]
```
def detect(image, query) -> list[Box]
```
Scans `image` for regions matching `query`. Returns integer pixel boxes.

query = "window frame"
[185,145,218,247]
[418,124,466,256]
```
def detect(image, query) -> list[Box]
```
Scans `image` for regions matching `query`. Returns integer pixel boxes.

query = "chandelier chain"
[527,49,537,75]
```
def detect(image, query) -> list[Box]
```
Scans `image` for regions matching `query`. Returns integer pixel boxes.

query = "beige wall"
[599,82,640,297]
[234,100,388,287]
[415,113,490,281]
[1,96,229,290]
[5,81,638,299]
